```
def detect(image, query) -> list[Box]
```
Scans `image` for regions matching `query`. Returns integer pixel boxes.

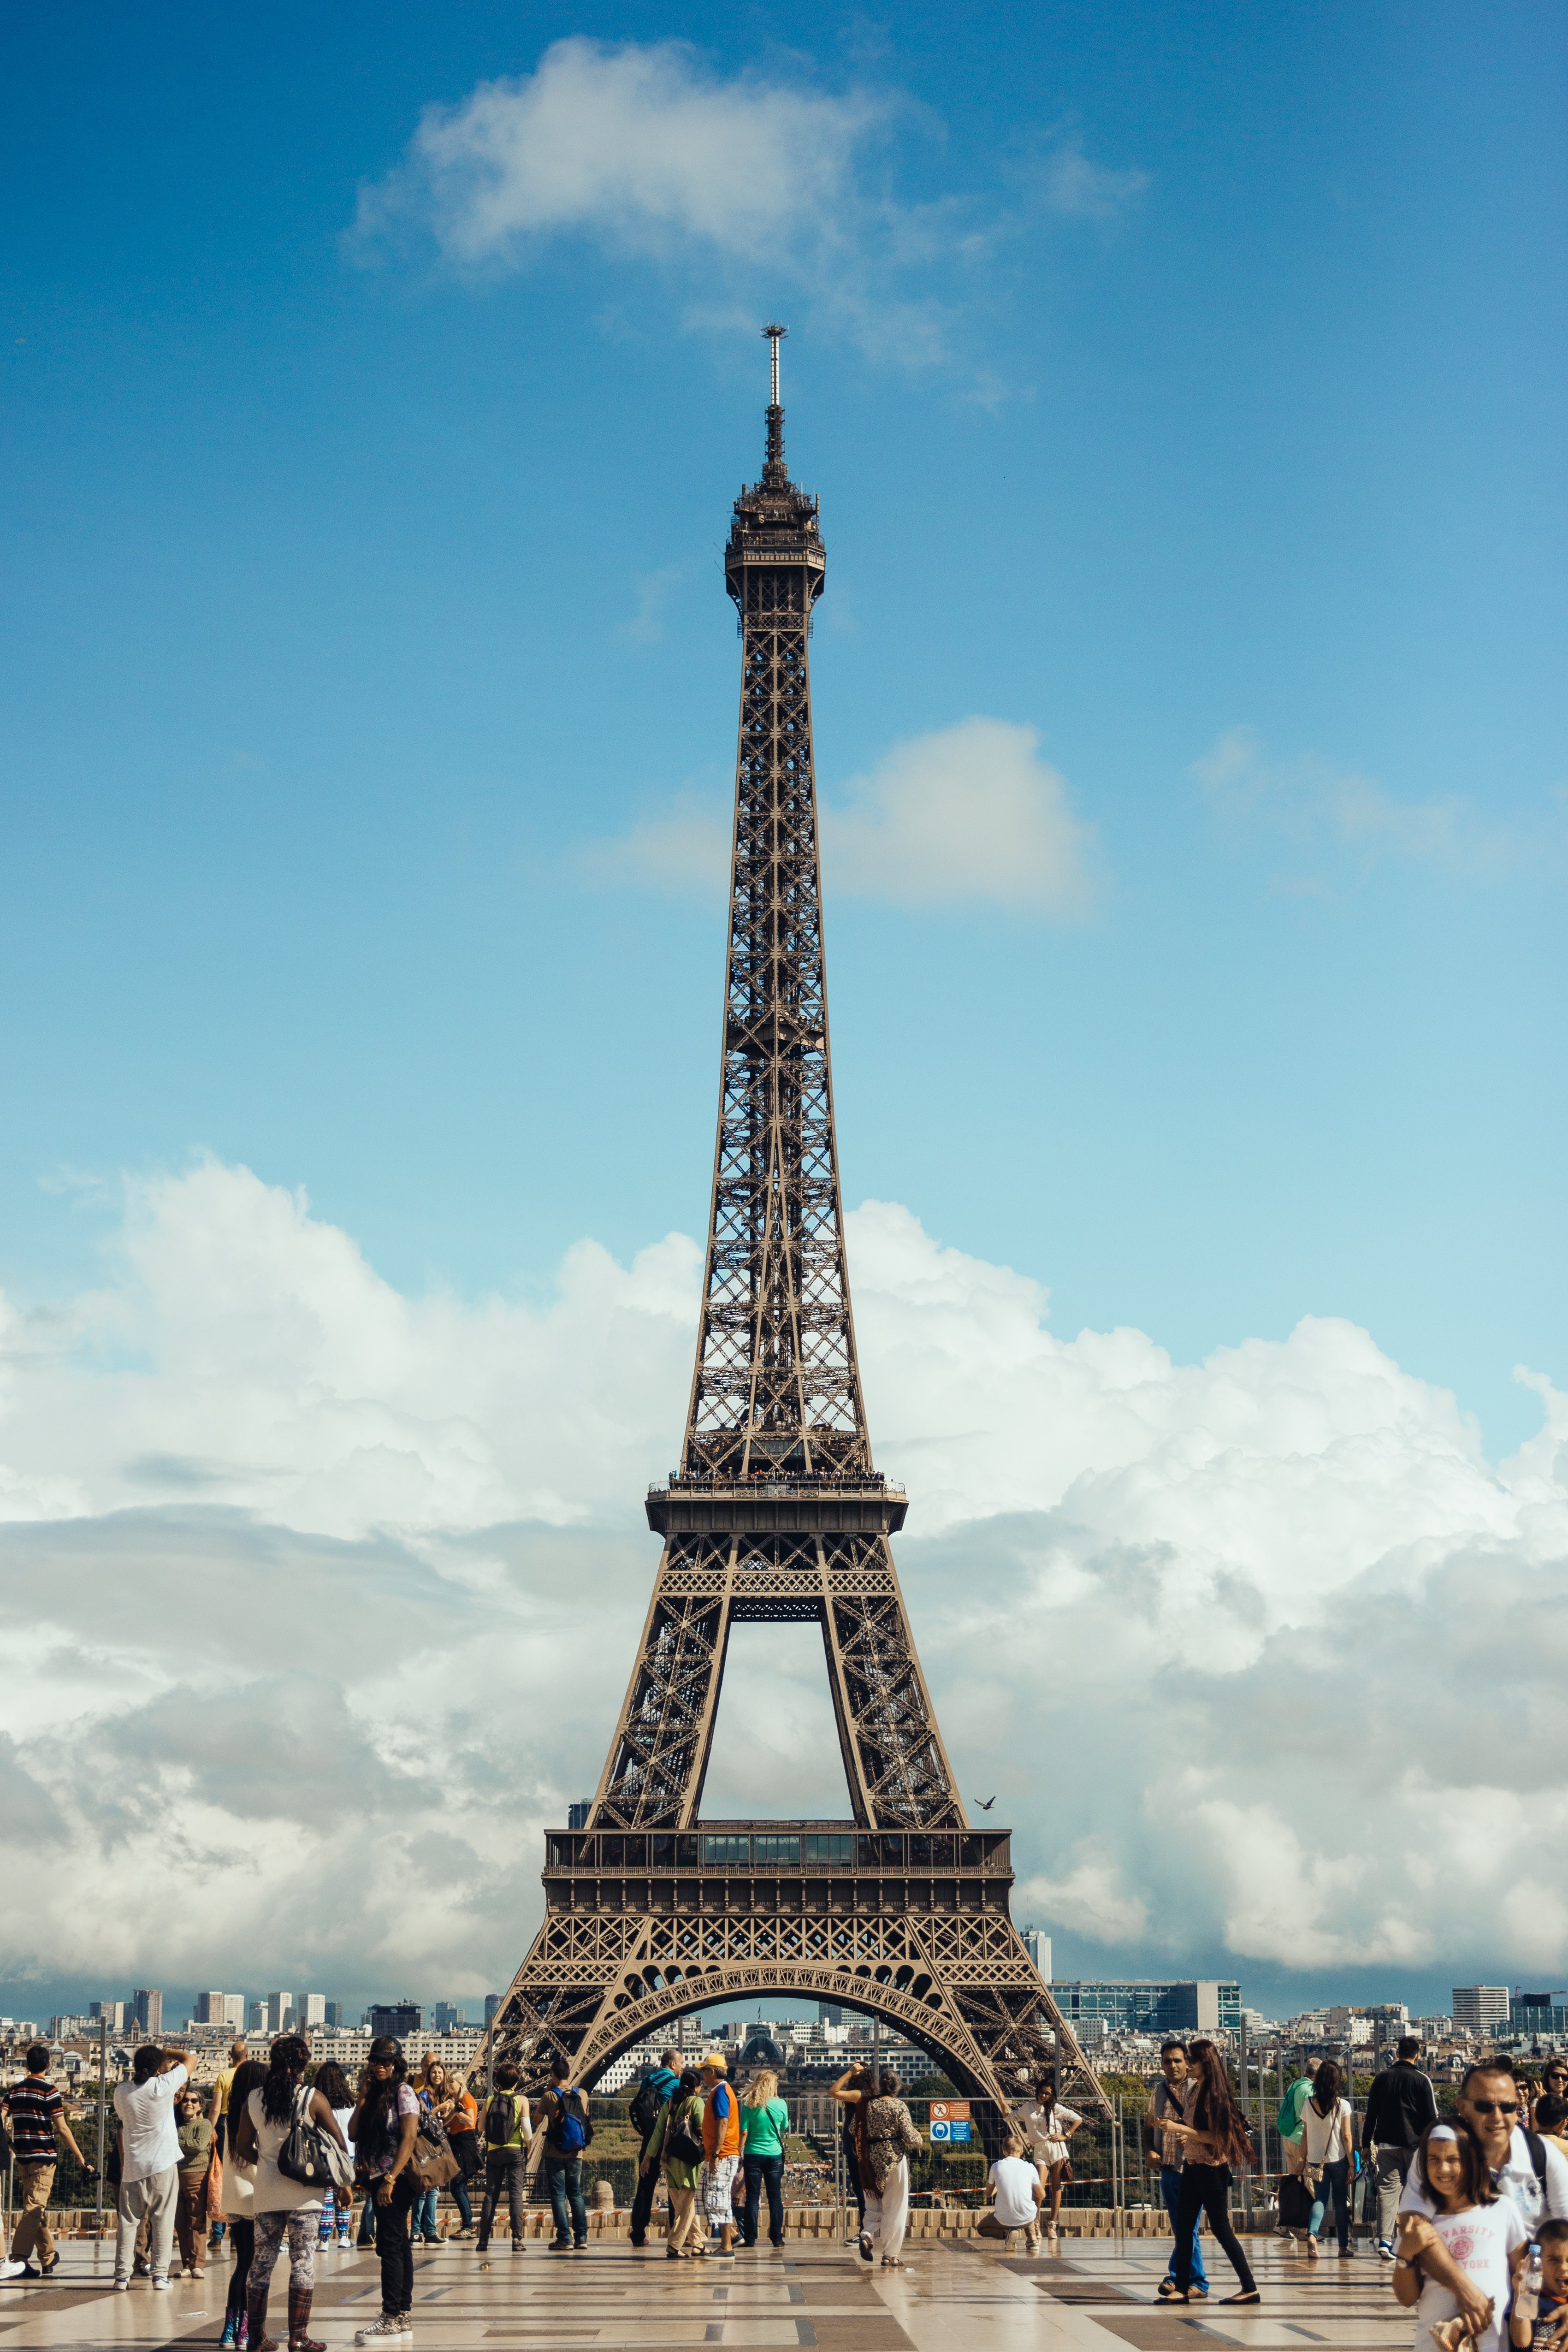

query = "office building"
[133,1989,163,2037]
[264,1992,294,2033]
[433,2002,466,2031]
[1022,1929,1053,1982]
[90,2000,126,2032]
[369,2002,423,2038]
[567,1800,592,1829]
[249,2001,267,2032]
[1511,1993,1568,2037]
[1053,1980,1242,2037]
[299,1994,326,2028]
[224,1994,246,2028]
[194,1991,238,2025]
[483,1995,502,2027]
[820,2003,843,2026]
[1326,2007,1375,2045]
[325,2002,346,2029]
[1452,1987,1510,2032]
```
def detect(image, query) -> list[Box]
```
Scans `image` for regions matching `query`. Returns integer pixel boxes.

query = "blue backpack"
[549,2086,591,2156]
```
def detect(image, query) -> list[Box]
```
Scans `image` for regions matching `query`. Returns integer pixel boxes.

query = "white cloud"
[824,718,1095,912]
[1042,142,1151,220]
[584,717,1096,913]
[0,1163,1563,1998]
[1193,724,1514,871]
[353,38,886,272]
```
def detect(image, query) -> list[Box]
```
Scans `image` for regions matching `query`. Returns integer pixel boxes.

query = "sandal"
[1221,2292,1261,2306]
[881,2257,907,2269]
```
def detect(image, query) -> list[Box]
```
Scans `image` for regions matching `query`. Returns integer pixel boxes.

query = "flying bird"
[973,1795,997,1811]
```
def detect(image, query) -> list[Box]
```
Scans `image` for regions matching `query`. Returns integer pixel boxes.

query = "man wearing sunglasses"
[1397,2062,1568,2330]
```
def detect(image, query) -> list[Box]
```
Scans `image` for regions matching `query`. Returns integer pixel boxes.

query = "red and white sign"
[929,2100,971,2122]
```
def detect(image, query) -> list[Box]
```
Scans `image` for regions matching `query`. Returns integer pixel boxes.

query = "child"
[1393,2123,1527,2352]
[1509,2219,1568,2351]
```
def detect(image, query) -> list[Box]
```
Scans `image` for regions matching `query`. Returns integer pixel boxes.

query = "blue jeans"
[743,2155,784,2247]
[411,2186,440,2243]
[1311,2158,1350,2252]
[546,2158,586,2246]
[1162,2167,1208,2290]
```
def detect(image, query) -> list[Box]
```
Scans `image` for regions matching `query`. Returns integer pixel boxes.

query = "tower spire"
[761,320,787,480]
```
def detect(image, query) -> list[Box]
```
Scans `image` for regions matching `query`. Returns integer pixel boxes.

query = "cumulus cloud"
[353,39,886,271]
[584,717,1096,913]
[0,1163,1563,1998]
[1193,724,1516,872]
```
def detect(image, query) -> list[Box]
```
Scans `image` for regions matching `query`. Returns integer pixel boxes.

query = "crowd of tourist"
[5,2026,1568,2351]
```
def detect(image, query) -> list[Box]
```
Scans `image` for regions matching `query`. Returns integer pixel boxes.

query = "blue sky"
[0,3,1564,2017]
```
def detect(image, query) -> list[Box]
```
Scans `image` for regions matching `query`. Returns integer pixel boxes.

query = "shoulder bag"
[277,2086,354,2194]
[411,2101,460,2190]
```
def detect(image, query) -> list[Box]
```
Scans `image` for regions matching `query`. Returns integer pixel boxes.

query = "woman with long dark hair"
[1301,2060,1355,2260]
[349,2039,421,2340]
[1161,2038,1260,2306]
[218,2058,268,2350]
[233,2035,348,2352]
[312,2064,358,2251]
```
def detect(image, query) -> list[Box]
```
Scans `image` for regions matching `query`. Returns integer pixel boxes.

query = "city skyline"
[0,3,1562,2014]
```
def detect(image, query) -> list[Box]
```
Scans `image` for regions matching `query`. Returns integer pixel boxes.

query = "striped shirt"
[4,2076,63,2161]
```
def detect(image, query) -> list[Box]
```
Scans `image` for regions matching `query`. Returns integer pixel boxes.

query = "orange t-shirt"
[703,2082,740,2160]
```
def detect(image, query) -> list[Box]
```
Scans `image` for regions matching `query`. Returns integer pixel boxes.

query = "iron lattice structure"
[485,334,1107,2135]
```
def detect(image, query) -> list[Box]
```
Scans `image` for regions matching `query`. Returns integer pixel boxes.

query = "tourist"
[699,2055,740,2260]
[1301,2059,1356,2261]
[1006,2075,1083,2240]
[541,2057,590,2253]
[444,2073,480,2239]
[218,2057,267,2350]
[113,2042,193,2290]
[312,2064,358,2250]
[1541,2064,1568,2120]
[640,2068,706,2260]
[1398,2058,1568,2317]
[739,2067,790,2250]
[1364,2037,1438,2259]
[1508,2217,1568,2350]
[1278,2063,1316,2187]
[1535,2097,1568,2160]
[1151,2040,1208,2301]
[207,2038,248,2250]
[628,2051,681,2249]
[1393,2122,1526,2352]
[476,2062,532,2258]
[988,2133,1046,2249]
[831,2065,922,2272]
[174,2082,214,2280]
[350,2038,421,2343]
[234,2032,348,2352]
[0,2043,86,2282]
[1160,2037,1261,2306]
[409,2063,447,2246]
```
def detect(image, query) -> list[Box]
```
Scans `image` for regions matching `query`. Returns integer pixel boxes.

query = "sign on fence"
[929,2099,972,2145]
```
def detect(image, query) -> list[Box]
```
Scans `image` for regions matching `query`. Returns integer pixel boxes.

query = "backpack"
[485,2091,521,2150]
[548,2086,592,2156]
[629,2080,662,2141]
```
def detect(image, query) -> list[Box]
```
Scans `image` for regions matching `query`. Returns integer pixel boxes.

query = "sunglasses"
[1467,2100,1519,2116]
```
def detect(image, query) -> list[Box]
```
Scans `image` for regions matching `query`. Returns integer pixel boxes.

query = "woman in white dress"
[1007,2078,1083,2239]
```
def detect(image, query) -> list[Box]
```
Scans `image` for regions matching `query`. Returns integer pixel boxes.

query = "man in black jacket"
[1363,2038,1438,2257]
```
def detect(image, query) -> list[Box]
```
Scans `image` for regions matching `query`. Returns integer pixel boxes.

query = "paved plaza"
[0,2235,1411,2352]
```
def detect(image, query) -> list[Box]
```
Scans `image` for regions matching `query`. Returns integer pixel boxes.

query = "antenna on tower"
[762,322,787,408]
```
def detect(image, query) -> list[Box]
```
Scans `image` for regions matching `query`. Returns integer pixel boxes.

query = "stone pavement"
[0,2231,1414,2352]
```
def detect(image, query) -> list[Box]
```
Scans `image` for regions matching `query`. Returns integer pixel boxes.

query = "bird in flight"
[973,1795,997,1811]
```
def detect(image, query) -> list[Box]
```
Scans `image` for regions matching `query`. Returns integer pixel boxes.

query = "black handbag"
[1278,2172,1314,2229]
[278,2087,353,2193]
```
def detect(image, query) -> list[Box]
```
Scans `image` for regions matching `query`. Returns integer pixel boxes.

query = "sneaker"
[221,2317,239,2347]
[548,2240,570,2254]
[238,2316,249,2349]
[337,2229,352,2248]
[509,2243,524,2256]
[354,2318,411,2345]
[115,2279,131,2292]
[152,2276,171,2291]
[39,2257,61,2278]
[1378,2241,1395,2262]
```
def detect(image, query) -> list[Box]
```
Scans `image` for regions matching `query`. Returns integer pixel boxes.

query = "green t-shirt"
[740,2098,789,2158]
[1278,2080,1314,2143]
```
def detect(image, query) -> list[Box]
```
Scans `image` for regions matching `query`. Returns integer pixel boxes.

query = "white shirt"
[989,2157,1042,2229]
[1010,2098,1081,2159]
[1302,2097,1354,2166]
[1402,2129,1568,2235]
[114,2062,188,2184]
[1413,2200,1527,2352]
[247,2085,324,2215]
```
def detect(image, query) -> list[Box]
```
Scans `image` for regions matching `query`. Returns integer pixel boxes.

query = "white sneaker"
[354,2316,413,2344]
[114,2279,131,2292]
[152,2276,170,2291]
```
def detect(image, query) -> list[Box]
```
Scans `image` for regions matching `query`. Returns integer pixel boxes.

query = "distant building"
[225,1995,246,2029]
[1511,1992,1568,2038]
[134,1989,163,2038]
[1022,1929,1053,1982]
[819,2002,842,2026]
[325,2002,346,2029]
[90,2001,126,2032]
[299,1994,326,2028]
[249,2002,268,2032]
[433,2002,466,2032]
[484,1995,502,2027]
[1453,1987,1510,2032]
[369,2002,423,2039]
[1326,2007,1376,2045]
[568,1801,592,1829]
[1053,1980,1241,2037]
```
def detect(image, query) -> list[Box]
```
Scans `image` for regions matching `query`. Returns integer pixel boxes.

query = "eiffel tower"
[486,330,1106,2136]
